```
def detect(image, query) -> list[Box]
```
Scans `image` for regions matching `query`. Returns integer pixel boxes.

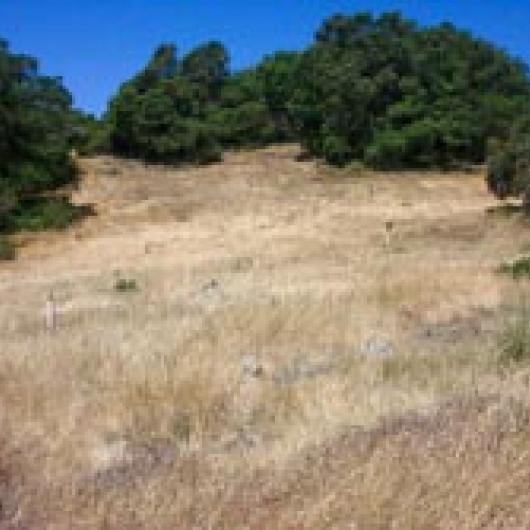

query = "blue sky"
[1,1,529,116]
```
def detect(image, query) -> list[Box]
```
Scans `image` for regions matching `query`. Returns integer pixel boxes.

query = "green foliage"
[291,12,530,169]
[106,44,225,164]
[105,14,529,170]
[135,44,179,92]
[255,52,300,142]
[322,135,352,166]
[0,38,78,238]
[209,101,277,148]
[487,116,530,204]
[106,42,299,164]
[0,235,15,261]
[4,12,524,179]
[5,198,83,232]
[498,255,530,279]
[69,111,110,156]
[114,277,138,293]
[0,40,76,195]
[181,41,229,98]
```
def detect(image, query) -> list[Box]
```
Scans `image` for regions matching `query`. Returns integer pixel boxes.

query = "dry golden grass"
[1,145,530,528]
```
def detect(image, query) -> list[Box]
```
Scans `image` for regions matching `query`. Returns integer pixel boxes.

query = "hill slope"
[1,146,530,528]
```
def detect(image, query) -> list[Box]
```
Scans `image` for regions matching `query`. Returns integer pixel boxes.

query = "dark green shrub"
[487,149,517,200]
[102,13,530,171]
[106,41,296,165]
[487,116,530,203]
[7,199,83,232]
[114,278,138,292]
[498,256,530,279]
[364,130,408,169]
[0,236,15,261]
[322,136,353,167]
[71,112,111,156]
[292,13,530,169]
[0,39,76,198]
[0,38,78,239]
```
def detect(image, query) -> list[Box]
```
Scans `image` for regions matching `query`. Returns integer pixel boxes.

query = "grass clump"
[499,301,530,364]
[498,256,530,279]
[114,278,138,292]
[7,198,83,232]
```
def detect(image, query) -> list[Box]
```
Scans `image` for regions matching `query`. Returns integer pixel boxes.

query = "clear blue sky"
[1,1,529,116]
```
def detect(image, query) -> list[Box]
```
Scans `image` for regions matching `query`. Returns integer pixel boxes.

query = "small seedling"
[498,256,530,279]
[384,220,394,248]
[114,278,138,292]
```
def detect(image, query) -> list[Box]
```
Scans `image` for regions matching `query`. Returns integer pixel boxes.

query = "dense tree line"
[102,12,530,171]
[291,13,530,169]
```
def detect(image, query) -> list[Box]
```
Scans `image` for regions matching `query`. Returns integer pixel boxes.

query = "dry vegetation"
[2,145,530,528]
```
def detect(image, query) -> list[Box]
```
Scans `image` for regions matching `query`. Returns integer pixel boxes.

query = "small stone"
[361,336,395,358]
[92,439,130,471]
[203,279,219,291]
[242,355,263,378]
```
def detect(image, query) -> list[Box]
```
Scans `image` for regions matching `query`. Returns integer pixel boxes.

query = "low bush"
[0,236,15,261]
[6,198,84,232]
[498,256,530,279]
[114,278,138,292]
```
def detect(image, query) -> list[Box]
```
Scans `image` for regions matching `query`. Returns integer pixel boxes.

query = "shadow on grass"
[486,202,524,217]
[0,198,96,261]
[3,197,96,234]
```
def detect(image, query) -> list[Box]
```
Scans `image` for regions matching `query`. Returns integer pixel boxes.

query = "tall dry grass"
[1,145,530,528]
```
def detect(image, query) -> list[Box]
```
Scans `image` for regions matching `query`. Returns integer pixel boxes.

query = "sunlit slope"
[1,145,529,528]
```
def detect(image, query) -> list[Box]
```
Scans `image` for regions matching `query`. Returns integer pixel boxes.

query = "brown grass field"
[2,145,530,528]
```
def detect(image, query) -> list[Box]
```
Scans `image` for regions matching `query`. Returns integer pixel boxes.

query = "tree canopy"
[105,42,298,165]
[102,12,530,171]
[0,38,77,231]
[291,12,530,168]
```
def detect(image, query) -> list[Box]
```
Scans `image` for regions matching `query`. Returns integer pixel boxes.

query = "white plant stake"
[46,290,57,330]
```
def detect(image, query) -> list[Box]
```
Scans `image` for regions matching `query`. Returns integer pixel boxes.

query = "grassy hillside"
[1,146,530,528]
